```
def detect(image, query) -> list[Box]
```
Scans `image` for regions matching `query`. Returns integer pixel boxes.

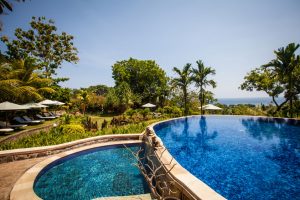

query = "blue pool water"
[154,116,300,200]
[34,144,150,200]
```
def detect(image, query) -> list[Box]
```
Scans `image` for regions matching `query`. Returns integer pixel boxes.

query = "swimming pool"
[34,144,150,200]
[153,116,300,200]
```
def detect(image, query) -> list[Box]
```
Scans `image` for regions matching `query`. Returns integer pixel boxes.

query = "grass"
[0,116,163,151]
[0,119,59,139]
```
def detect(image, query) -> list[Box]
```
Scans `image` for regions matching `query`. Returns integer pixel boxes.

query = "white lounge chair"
[14,117,41,124]
[23,116,44,123]
[0,121,27,129]
[0,128,14,133]
[36,114,55,120]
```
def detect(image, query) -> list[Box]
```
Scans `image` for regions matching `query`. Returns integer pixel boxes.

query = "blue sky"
[1,0,300,98]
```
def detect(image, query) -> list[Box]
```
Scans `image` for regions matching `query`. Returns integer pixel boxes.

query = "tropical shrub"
[60,124,85,135]
[81,116,99,131]
[158,106,182,117]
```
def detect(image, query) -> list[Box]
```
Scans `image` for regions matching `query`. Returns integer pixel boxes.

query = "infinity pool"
[34,144,150,200]
[153,116,300,200]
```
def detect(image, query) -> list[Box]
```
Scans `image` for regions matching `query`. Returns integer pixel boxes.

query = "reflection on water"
[241,117,300,182]
[154,116,300,200]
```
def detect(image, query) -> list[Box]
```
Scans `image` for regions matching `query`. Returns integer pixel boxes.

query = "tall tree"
[240,67,286,113]
[263,43,300,117]
[0,57,55,103]
[191,60,216,115]
[171,63,192,115]
[241,43,300,117]
[1,16,79,78]
[112,58,169,106]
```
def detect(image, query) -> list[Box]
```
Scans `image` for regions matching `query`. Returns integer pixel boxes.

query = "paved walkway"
[0,157,48,200]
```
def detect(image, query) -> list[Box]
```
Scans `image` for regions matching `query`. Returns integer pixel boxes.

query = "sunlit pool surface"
[34,144,150,200]
[154,116,300,200]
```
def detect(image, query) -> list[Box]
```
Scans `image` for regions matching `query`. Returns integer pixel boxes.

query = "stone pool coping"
[10,139,142,200]
[146,115,227,200]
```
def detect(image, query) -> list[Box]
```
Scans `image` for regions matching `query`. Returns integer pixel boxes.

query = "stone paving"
[0,157,48,200]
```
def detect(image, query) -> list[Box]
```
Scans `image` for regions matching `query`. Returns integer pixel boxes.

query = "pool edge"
[146,115,226,200]
[10,137,143,200]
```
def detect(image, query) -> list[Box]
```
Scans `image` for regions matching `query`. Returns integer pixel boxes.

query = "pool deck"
[94,194,152,200]
[0,156,48,200]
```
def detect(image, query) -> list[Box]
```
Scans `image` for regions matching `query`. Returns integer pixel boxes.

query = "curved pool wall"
[150,115,300,200]
[10,140,146,200]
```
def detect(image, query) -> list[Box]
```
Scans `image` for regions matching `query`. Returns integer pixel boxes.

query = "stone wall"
[0,123,57,144]
[0,134,141,164]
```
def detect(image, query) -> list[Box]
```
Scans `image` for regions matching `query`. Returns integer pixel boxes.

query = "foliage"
[48,86,72,104]
[60,124,85,135]
[110,115,129,126]
[104,87,121,113]
[101,119,108,129]
[0,117,163,150]
[81,116,99,131]
[124,108,137,117]
[220,104,267,116]
[241,43,300,117]
[191,60,217,115]
[112,58,169,106]
[60,114,72,125]
[0,56,55,103]
[1,16,79,78]
[85,84,110,96]
[171,63,192,115]
[114,81,134,112]
[157,106,182,117]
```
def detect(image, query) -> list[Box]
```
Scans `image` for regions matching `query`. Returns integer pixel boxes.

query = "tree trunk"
[200,86,204,115]
[288,74,294,118]
[183,89,188,116]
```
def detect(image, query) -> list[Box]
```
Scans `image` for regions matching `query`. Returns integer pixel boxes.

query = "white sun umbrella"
[23,102,48,109]
[39,99,58,105]
[0,101,29,127]
[142,103,156,108]
[200,104,222,110]
[53,101,65,106]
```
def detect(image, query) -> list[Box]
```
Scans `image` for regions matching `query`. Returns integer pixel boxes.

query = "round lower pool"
[153,115,300,200]
[34,144,150,200]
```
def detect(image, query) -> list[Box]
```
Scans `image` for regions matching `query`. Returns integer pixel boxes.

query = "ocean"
[218,97,285,105]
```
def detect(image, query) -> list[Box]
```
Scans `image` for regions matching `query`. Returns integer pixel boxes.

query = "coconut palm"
[172,63,192,115]
[191,60,216,115]
[0,57,55,103]
[263,43,300,117]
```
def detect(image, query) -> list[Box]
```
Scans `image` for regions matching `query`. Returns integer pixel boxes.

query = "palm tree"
[263,43,300,117]
[0,57,55,103]
[191,60,216,115]
[172,63,192,115]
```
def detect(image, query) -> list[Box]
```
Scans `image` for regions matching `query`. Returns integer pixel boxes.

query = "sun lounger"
[50,111,61,117]
[13,117,41,124]
[44,112,58,118]
[0,121,27,129]
[23,116,44,123]
[23,115,45,122]
[36,114,56,120]
[0,128,14,133]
